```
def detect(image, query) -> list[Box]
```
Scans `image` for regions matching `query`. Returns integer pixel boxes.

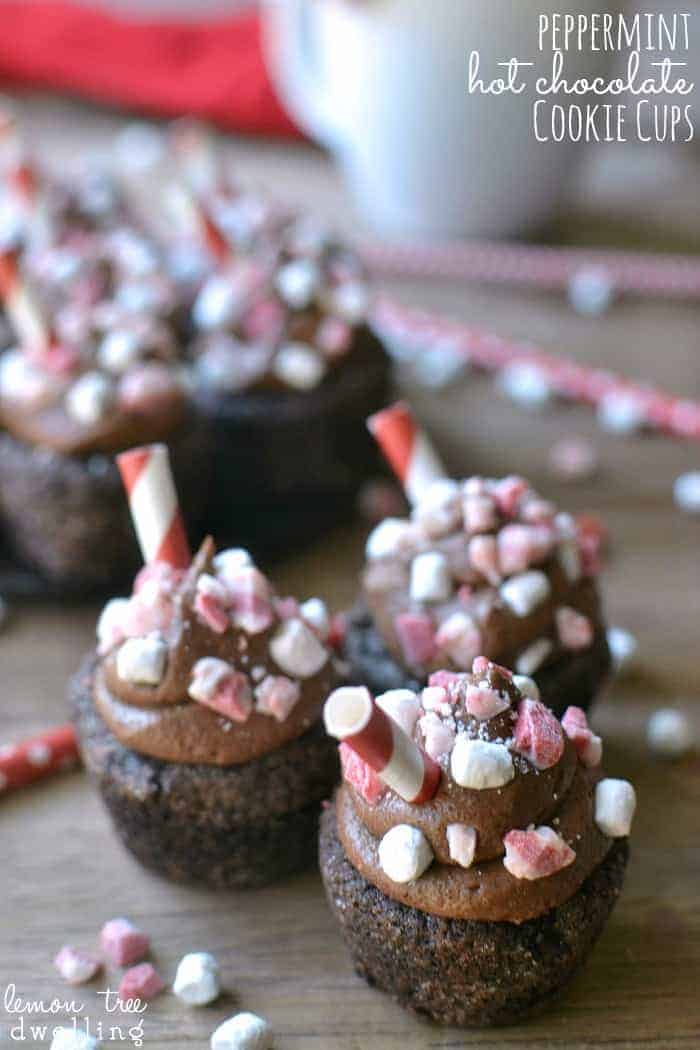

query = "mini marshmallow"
[500,571,551,617]
[188,657,232,702]
[118,963,165,1002]
[463,494,498,533]
[365,517,417,560]
[213,547,253,578]
[512,674,540,701]
[376,689,421,736]
[378,824,434,883]
[270,617,328,678]
[503,826,576,880]
[0,349,54,404]
[116,635,167,686]
[562,706,603,766]
[558,540,582,583]
[274,258,320,309]
[173,952,220,1006]
[647,708,695,759]
[498,362,552,408]
[190,659,253,722]
[273,342,326,390]
[410,551,452,604]
[96,598,130,654]
[394,612,436,667]
[549,436,599,482]
[100,918,149,966]
[595,778,637,837]
[412,340,468,389]
[673,471,700,515]
[412,478,462,539]
[299,597,330,641]
[446,823,477,868]
[328,280,369,323]
[597,391,645,434]
[193,274,245,330]
[50,1028,100,1050]
[567,265,614,316]
[54,946,102,985]
[515,638,553,676]
[211,1012,273,1050]
[556,606,594,651]
[468,534,501,585]
[65,372,114,427]
[607,626,639,675]
[254,675,301,721]
[419,712,456,762]
[450,736,514,789]
[435,612,481,669]
[98,329,142,374]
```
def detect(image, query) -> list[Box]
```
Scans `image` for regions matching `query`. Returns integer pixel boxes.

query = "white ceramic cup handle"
[261,0,344,149]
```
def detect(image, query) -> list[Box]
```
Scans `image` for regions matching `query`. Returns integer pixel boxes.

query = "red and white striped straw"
[117,443,191,569]
[0,724,80,795]
[0,103,51,247]
[361,238,700,302]
[324,686,441,804]
[368,401,447,506]
[372,297,700,442]
[0,244,55,354]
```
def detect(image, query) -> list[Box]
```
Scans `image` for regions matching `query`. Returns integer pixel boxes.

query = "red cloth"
[0,2,301,138]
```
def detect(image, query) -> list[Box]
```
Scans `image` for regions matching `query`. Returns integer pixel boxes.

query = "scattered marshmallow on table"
[450,736,514,789]
[647,708,694,758]
[54,946,102,985]
[116,635,168,686]
[50,1028,100,1050]
[595,778,637,837]
[100,918,150,967]
[607,626,639,675]
[173,951,221,1006]
[118,963,165,1002]
[673,471,700,514]
[378,824,434,883]
[567,265,615,316]
[498,361,552,409]
[410,551,452,603]
[210,1012,273,1050]
[597,391,645,434]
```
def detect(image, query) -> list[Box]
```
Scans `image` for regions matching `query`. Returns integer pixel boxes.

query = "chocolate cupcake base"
[0,418,210,596]
[71,658,339,888]
[320,804,628,1028]
[195,327,390,558]
[343,605,611,717]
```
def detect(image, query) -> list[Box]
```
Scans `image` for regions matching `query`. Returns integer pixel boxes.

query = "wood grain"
[1,96,699,1049]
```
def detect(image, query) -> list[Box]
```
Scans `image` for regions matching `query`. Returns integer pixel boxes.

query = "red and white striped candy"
[503,825,576,880]
[513,698,565,770]
[324,686,441,804]
[0,724,79,794]
[117,443,191,569]
[367,401,447,506]
[0,245,56,355]
[175,182,230,264]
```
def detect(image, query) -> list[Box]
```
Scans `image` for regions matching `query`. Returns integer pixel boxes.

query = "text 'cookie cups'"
[320,662,635,1026]
[344,473,611,717]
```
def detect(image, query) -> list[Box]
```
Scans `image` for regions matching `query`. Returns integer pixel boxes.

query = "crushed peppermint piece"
[54,946,102,986]
[210,1012,273,1050]
[173,952,220,1006]
[118,963,165,1002]
[595,778,636,837]
[464,683,510,721]
[189,659,253,722]
[413,478,462,539]
[463,493,498,533]
[378,824,433,883]
[562,706,602,766]
[450,736,514,789]
[513,698,564,770]
[646,708,695,759]
[434,612,482,670]
[503,826,576,880]
[467,534,501,585]
[254,675,301,721]
[418,711,456,762]
[100,918,150,967]
[556,606,594,651]
[339,742,385,804]
[394,612,436,667]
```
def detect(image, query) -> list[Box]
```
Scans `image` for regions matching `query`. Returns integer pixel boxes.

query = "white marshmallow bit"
[365,518,416,560]
[65,372,114,427]
[597,391,645,434]
[328,280,369,323]
[50,1029,99,1050]
[116,635,167,686]
[270,617,328,678]
[446,823,477,868]
[273,342,326,390]
[0,348,54,403]
[193,274,247,330]
[568,265,614,316]
[595,778,637,837]
[558,540,582,583]
[412,478,462,538]
[647,708,695,759]
[515,638,553,676]
[607,626,639,675]
[500,571,551,617]
[376,689,421,736]
[189,657,232,703]
[274,258,320,309]
[450,736,514,790]
[173,951,220,1006]
[673,471,700,515]
[98,329,141,374]
[410,551,452,604]
[213,547,253,578]
[512,674,541,700]
[498,362,552,409]
[210,1012,272,1050]
[378,824,434,884]
[96,597,130,653]
[299,597,330,641]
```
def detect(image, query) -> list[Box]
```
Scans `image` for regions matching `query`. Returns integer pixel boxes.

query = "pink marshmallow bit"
[520,498,557,524]
[201,670,253,722]
[275,596,300,620]
[513,698,565,770]
[118,963,165,1003]
[468,534,501,585]
[503,826,576,880]
[472,656,491,676]
[465,684,510,721]
[428,670,462,691]
[556,606,594,651]
[493,476,530,518]
[194,591,230,634]
[54,946,102,986]
[241,297,285,343]
[339,742,385,804]
[100,919,149,967]
[394,612,437,667]
[317,316,352,358]
[463,494,498,533]
[255,675,301,721]
[562,705,602,766]
[498,524,554,575]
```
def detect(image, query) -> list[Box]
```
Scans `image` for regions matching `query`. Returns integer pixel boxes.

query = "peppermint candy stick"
[367,401,447,506]
[117,443,191,569]
[324,686,441,804]
[0,725,79,793]
[0,244,57,354]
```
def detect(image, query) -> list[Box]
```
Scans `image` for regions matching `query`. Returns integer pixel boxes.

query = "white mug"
[262,0,618,239]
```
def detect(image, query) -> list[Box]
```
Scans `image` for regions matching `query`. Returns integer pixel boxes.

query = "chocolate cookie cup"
[320,662,635,1026]
[342,404,611,716]
[72,445,342,887]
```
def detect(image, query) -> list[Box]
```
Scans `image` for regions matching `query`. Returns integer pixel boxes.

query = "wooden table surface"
[2,97,700,1049]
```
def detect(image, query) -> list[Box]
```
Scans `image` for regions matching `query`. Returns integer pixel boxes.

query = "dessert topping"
[513,698,565,770]
[556,606,594,650]
[189,658,253,723]
[450,736,515,789]
[210,1012,273,1050]
[117,963,165,1002]
[446,823,477,868]
[378,824,433,884]
[594,778,637,837]
[503,826,576,880]
[53,946,102,986]
[562,706,602,767]
[100,918,149,967]
[173,952,221,1007]
[116,635,167,686]
[499,570,551,617]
